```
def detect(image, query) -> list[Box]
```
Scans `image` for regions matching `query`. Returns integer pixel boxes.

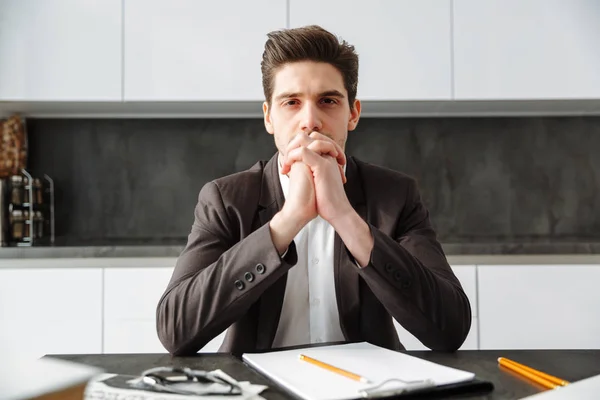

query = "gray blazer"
[156,153,472,356]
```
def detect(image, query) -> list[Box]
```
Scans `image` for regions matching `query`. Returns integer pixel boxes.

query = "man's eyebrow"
[274,90,346,102]
[319,90,345,98]
[274,92,301,102]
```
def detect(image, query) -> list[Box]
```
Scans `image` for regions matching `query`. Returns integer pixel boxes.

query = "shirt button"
[311,298,320,306]
[312,258,319,265]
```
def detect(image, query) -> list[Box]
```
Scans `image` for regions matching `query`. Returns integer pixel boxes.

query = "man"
[156,25,471,356]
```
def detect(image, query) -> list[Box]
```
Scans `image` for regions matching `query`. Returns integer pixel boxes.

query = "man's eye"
[321,98,337,105]
[284,100,298,106]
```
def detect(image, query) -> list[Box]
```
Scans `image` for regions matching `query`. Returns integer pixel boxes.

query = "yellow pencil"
[498,357,569,389]
[299,354,371,383]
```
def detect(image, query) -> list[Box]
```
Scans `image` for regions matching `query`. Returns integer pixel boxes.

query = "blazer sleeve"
[356,178,472,351]
[156,181,297,356]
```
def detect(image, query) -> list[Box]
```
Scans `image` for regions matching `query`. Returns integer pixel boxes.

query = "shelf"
[2,99,600,118]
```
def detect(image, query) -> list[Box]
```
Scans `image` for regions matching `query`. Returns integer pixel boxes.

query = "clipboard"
[242,342,494,400]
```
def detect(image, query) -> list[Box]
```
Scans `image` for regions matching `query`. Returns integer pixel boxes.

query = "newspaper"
[84,370,268,400]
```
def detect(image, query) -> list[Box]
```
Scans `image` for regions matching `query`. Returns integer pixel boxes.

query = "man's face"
[263,61,361,157]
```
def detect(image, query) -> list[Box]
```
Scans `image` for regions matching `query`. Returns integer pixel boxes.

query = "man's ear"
[263,102,274,135]
[347,99,361,131]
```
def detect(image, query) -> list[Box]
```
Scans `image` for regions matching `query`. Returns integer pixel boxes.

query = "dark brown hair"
[261,25,359,109]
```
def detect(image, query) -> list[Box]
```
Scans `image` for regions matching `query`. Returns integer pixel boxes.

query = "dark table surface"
[49,349,600,400]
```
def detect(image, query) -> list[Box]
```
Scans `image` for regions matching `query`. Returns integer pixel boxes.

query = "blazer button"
[255,263,266,274]
[244,272,255,282]
[234,280,245,290]
[401,278,412,289]
[393,271,402,281]
[385,263,393,273]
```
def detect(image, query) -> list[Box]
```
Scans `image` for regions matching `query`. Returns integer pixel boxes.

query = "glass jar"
[10,209,24,240]
[34,211,44,239]
[23,210,31,239]
[32,178,43,205]
[10,175,24,205]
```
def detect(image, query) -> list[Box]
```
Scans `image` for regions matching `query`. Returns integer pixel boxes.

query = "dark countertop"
[4,238,600,260]
[49,349,600,400]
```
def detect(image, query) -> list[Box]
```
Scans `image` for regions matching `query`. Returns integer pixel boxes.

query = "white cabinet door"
[103,266,174,353]
[454,0,600,99]
[290,0,452,101]
[394,265,478,350]
[0,0,121,101]
[0,268,102,359]
[478,265,600,349]
[104,265,228,353]
[124,0,286,101]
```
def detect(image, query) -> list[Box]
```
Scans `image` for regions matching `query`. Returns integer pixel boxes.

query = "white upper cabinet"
[0,0,122,101]
[123,0,286,101]
[289,0,452,101]
[453,0,600,100]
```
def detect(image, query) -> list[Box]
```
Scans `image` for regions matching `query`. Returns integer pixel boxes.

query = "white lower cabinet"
[5,260,599,355]
[103,265,174,353]
[0,267,103,359]
[478,265,600,349]
[102,261,229,353]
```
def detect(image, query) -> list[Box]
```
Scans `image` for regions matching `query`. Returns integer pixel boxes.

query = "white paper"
[242,342,475,400]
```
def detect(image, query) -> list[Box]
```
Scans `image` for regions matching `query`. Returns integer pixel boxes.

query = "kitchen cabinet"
[103,264,226,353]
[0,268,102,359]
[478,265,600,349]
[394,265,478,350]
[103,266,173,353]
[453,0,600,100]
[0,0,122,101]
[123,0,286,101]
[289,0,452,101]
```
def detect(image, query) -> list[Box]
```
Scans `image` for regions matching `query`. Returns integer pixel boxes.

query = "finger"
[306,140,338,159]
[287,148,346,184]
[308,131,346,167]
[298,147,334,173]
[282,139,338,174]
[283,142,339,175]
[281,147,306,174]
[307,141,345,183]
[324,154,346,184]
[285,132,312,156]
[281,132,313,174]
[338,164,347,184]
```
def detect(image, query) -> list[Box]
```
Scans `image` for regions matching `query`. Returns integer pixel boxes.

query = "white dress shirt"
[271,156,346,348]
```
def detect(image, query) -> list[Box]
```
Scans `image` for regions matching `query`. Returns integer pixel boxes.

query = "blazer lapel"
[256,153,288,350]
[334,156,366,342]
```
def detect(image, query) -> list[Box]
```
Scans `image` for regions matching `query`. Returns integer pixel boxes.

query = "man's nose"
[299,103,323,134]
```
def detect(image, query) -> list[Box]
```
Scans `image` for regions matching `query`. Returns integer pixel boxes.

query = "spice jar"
[9,175,24,205]
[23,210,31,239]
[10,209,24,240]
[32,178,43,205]
[34,211,44,239]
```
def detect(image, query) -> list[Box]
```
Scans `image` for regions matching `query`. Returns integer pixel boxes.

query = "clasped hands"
[278,131,353,228]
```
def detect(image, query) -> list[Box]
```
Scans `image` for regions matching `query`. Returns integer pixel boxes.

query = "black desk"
[50,350,600,400]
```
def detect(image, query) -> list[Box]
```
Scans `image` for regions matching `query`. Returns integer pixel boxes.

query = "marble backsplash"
[24,116,600,248]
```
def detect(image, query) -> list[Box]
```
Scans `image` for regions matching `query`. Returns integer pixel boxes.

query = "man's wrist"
[269,208,307,255]
[330,208,374,268]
